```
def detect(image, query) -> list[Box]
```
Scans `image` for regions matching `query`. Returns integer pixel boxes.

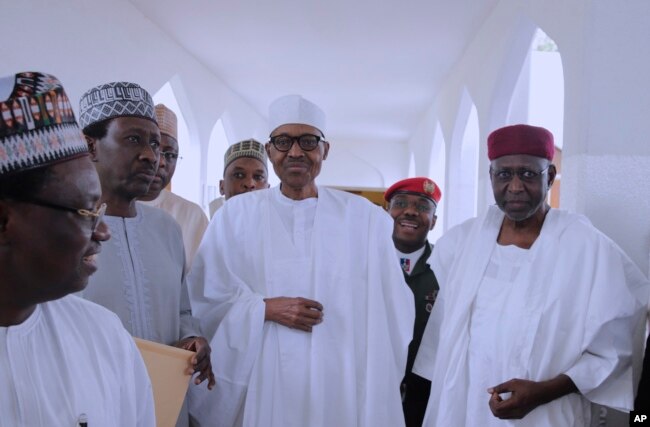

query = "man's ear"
[430,214,437,231]
[85,135,99,162]
[322,141,330,160]
[547,164,557,189]
[219,179,225,196]
[0,201,11,244]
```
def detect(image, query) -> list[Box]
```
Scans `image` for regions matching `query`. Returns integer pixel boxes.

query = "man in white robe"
[140,189,208,269]
[0,72,155,426]
[413,124,650,426]
[78,82,215,426]
[188,94,414,427]
[139,104,208,270]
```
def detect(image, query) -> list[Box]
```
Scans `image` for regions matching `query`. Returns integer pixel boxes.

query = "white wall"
[554,1,650,277]
[0,0,266,207]
[2,0,648,275]
[405,0,650,277]
[317,139,410,189]
[0,0,408,200]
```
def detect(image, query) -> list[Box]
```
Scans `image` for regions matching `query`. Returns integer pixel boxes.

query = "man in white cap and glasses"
[78,81,215,427]
[188,94,414,427]
[0,72,155,426]
[139,104,209,270]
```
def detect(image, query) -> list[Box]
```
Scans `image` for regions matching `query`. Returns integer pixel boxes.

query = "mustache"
[136,165,156,174]
[83,242,102,258]
[285,159,311,166]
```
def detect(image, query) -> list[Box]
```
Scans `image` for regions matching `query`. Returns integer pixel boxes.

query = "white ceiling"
[130,0,498,145]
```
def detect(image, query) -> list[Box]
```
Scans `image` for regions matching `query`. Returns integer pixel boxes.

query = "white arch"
[152,80,201,204]
[407,152,416,178]
[318,146,386,188]
[445,88,480,230]
[428,122,446,242]
[204,117,231,208]
[527,29,564,148]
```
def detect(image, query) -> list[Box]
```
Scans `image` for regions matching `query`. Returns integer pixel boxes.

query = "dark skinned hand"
[487,375,577,419]
[174,336,215,390]
[264,296,324,332]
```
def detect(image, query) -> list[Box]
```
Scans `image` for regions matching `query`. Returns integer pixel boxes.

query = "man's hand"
[264,297,324,332]
[175,336,216,390]
[487,375,577,419]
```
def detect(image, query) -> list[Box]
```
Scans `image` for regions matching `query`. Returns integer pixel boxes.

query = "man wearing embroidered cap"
[79,82,214,427]
[414,124,649,426]
[139,104,208,270]
[385,177,441,427]
[188,95,414,427]
[0,72,155,425]
[208,138,269,217]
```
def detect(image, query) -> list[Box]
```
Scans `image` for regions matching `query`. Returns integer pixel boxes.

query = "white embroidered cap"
[268,94,326,137]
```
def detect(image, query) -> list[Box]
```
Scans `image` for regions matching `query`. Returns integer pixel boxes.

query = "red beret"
[487,124,555,161]
[384,177,442,204]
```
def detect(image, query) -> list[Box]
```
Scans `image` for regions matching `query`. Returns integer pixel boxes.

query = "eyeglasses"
[160,151,182,163]
[16,198,107,233]
[490,166,550,183]
[389,197,436,214]
[269,134,325,152]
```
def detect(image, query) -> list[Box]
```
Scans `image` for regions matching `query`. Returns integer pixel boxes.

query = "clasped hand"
[264,296,324,332]
[487,374,576,420]
[487,378,546,419]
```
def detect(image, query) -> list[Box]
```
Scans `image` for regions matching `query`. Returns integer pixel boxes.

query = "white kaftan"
[0,295,155,427]
[82,203,200,345]
[140,190,208,271]
[188,186,414,427]
[208,196,225,219]
[81,203,201,427]
[413,206,649,427]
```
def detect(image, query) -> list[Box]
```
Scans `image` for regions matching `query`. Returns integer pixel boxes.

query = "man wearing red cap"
[414,124,649,426]
[385,177,441,427]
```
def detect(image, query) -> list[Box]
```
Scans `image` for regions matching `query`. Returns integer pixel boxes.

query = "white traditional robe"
[208,196,225,219]
[413,206,650,427]
[188,186,414,427]
[140,190,209,271]
[82,203,200,344]
[0,295,155,427]
[81,203,201,427]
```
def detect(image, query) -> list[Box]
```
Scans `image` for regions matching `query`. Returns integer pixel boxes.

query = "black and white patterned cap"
[0,72,88,176]
[78,81,157,130]
[224,139,268,170]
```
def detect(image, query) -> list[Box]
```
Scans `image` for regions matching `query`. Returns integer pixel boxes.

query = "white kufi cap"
[268,94,326,136]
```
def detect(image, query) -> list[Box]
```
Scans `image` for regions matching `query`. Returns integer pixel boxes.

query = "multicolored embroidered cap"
[0,72,88,176]
[384,177,442,205]
[155,104,177,141]
[224,139,268,170]
[78,81,157,130]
